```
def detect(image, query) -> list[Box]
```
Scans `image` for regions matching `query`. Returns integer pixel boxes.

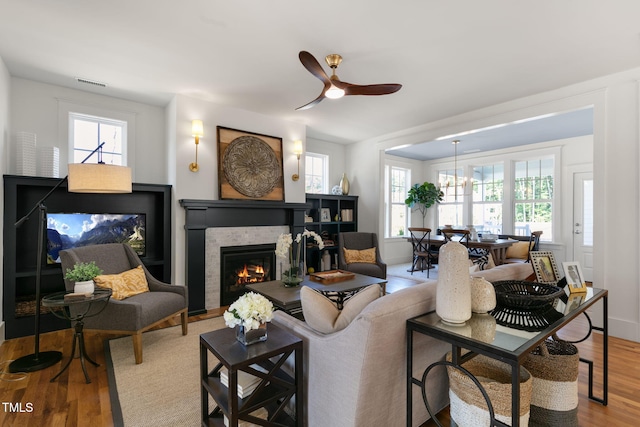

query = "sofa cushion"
[343,247,376,264]
[94,265,149,300]
[301,284,380,334]
[506,241,532,260]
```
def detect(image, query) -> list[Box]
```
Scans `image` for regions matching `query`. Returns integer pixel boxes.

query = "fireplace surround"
[181,199,308,314]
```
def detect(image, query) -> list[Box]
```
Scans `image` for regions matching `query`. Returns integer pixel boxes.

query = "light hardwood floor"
[1,276,638,427]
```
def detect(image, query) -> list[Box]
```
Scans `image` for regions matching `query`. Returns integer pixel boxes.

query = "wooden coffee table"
[247,273,387,318]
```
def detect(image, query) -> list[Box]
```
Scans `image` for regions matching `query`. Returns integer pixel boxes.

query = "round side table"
[42,288,112,383]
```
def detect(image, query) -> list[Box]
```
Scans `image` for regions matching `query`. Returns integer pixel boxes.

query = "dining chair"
[407,227,432,277]
[440,228,485,259]
[440,228,471,247]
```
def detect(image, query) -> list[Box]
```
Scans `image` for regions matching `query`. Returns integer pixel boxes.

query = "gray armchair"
[60,243,188,364]
[338,232,387,279]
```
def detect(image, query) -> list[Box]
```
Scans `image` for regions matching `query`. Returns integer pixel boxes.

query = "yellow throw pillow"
[343,247,377,264]
[505,241,533,260]
[93,265,149,300]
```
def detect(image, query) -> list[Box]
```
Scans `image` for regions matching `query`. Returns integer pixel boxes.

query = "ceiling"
[385,107,594,160]
[1,1,638,148]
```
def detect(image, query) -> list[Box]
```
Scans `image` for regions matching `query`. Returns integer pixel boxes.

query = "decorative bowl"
[492,280,564,310]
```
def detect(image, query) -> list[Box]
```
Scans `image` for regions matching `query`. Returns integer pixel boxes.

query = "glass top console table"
[407,286,608,427]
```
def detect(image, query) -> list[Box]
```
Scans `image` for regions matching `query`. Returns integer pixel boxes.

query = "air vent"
[75,77,107,87]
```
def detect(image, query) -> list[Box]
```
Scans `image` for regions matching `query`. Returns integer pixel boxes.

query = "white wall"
[306,137,347,191]
[350,67,639,342]
[169,94,307,285]
[0,57,10,344]
[9,78,167,183]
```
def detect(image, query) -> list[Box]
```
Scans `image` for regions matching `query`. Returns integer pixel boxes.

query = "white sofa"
[272,262,534,426]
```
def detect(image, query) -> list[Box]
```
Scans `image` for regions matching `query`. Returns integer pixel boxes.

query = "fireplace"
[220,244,276,306]
[181,199,308,314]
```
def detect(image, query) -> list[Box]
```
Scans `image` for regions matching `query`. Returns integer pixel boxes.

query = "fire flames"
[236,264,266,284]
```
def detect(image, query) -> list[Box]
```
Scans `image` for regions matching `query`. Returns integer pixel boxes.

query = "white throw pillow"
[301,284,381,334]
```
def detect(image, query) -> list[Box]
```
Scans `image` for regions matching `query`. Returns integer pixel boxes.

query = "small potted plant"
[64,261,103,294]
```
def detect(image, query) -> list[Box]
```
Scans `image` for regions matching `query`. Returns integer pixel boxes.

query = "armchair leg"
[132,333,143,364]
[181,310,188,335]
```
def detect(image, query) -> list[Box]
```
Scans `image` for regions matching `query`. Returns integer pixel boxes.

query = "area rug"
[105,316,227,427]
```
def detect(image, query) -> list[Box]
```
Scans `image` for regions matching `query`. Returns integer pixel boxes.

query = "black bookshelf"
[3,175,172,339]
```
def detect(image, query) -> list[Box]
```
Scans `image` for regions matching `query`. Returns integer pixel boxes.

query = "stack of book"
[340,209,354,221]
[219,365,266,398]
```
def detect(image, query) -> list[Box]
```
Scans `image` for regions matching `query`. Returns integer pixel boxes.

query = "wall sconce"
[189,120,204,172]
[291,140,303,181]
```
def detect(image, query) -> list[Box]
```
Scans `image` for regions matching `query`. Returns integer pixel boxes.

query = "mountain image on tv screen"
[46,213,146,264]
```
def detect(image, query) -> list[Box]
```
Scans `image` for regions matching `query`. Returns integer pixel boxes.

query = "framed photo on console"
[562,261,587,293]
[530,251,560,285]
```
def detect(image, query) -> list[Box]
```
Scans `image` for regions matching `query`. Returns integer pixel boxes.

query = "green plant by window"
[64,261,103,282]
[405,182,444,226]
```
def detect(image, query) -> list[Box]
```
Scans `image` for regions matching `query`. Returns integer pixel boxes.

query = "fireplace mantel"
[180,199,309,314]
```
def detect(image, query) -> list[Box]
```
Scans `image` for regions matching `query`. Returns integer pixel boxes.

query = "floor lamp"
[9,142,132,373]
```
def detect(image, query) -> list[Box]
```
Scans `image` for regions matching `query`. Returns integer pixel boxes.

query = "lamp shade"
[293,140,303,156]
[68,163,132,193]
[192,120,204,138]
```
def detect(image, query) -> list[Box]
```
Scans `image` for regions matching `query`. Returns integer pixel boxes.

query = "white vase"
[436,241,471,324]
[74,280,94,294]
[470,276,496,313]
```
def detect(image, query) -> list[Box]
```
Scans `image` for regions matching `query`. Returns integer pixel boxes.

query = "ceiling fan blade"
[342,83,402,96]
[299,51,331,84]
[296,92,326,110]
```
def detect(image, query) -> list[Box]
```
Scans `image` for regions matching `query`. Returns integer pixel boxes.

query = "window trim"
[304,151,329,194]
[58,100,136,171]
[384,160,412,239]
[429,146,560,241]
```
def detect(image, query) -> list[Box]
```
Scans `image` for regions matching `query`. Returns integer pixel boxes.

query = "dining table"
[408,235,517,265]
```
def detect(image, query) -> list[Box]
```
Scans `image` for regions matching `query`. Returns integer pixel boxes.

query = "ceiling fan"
[296,50,402,110]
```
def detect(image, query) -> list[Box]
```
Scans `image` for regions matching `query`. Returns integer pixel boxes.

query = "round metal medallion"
[222,135,281,198]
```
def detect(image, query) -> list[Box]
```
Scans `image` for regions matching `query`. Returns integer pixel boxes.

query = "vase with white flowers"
[276,229,324,287]
[223,291,274,345]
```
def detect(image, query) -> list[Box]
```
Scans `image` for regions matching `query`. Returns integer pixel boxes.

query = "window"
[472,164,504,234]
[384,165,411,237]
[437,168,464,227]
[305,152,328,194]
[513,158,554,239]
[70,112,126,165]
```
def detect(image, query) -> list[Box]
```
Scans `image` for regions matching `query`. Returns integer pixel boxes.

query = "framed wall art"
[562,261,588,293]
[530,251,560,284]
[217,126,284,201]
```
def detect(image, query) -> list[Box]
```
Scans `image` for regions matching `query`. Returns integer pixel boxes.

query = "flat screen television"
[46,213,146,264]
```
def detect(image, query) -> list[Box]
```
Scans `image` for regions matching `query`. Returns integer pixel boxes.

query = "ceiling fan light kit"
[296,51,402,110]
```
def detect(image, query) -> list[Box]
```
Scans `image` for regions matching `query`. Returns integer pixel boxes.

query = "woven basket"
[523,335,580,427]
[446,353,532,427]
